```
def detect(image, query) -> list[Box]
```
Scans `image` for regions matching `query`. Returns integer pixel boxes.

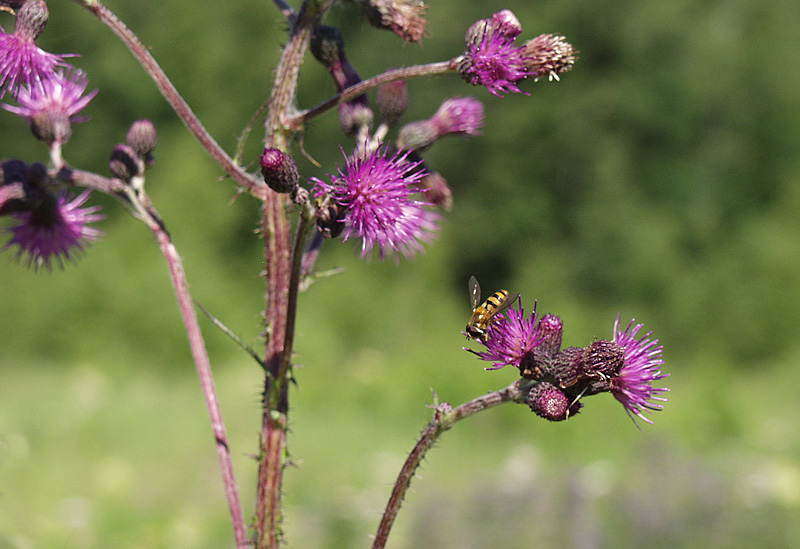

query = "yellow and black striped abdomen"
[466,289,512,340]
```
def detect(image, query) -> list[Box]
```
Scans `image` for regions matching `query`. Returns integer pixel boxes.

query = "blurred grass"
[3,0,800,547]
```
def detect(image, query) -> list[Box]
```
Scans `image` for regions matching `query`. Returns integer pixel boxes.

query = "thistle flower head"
[0,0,72,98]
[2,68,97,145]
[311,145,438,260]
[466,300,542,371]
[458,27,531,97]
[527,381,581,421]
[610,315,670,425]
[4,187,103,270]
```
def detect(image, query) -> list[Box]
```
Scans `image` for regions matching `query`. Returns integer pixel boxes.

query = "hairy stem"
[254,2,331,545]
[287,59,459,128]
[68,0,267,199]
[372,379,531,548]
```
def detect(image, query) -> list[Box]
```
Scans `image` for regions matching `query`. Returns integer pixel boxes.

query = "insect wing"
[468,276,482,310]
[492,292,520,319]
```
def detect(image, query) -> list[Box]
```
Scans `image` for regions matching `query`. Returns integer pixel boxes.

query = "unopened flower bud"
[126,120,158,158]
[429,97,483,137]
[311,25,373,136]
[522,34,577,81]
[291,186,309,206]
[15,0,48,41]
[339,99,374,137]
[397,120,438,151]
[357,0,427,43]
[465,9,521,45]
[416,171,452,211]
[376,80,408,125]
[555,346,584,389]
[109,144,144,180]
[260,148,299,194]
[310,25,345,70]
[528,382,572,421]
[490,9,522,39]
[581,339,625,382]
[537,314,563,355]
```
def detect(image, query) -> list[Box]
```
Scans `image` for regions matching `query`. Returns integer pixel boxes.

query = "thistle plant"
[0,1,668,547]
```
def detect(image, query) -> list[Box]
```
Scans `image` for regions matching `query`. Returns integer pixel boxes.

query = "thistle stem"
[287,59,459,128]
[372,379,531,548]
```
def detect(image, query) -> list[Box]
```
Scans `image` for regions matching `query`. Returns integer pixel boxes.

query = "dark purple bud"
[528,382,571,421]
[581,339,625,382]
[126,120,158,158]
[376,80,408,125]
[310,25,345,70]
[260,148,299,194]
[110,144,144,181]
[554,346,584,389]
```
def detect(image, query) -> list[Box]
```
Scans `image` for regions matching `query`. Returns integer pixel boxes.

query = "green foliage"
[3,0,800,547]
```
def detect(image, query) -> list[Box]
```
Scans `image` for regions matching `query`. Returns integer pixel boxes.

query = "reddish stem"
[372,380,530,548]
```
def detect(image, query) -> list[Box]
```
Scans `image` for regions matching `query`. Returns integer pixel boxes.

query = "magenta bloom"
[0,26,70,99]
[611,315,670,424]
[312,146,439,260]
[4,189,103,269]
[467,301,542,370]
[3,68,96,121]
[459,29,531,97]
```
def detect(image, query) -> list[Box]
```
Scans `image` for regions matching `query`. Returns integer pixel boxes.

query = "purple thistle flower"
[458,28,532,97]
[467,300,542,371]
[0,0,72,99]
[2,68,96,144]
[4,189,103,269]
[611,315,670,425]
[311,145,439,260]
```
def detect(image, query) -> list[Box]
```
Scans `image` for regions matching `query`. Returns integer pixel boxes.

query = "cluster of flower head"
[1,0,104,268]
[456,10,576,97]
[466,298,669,426]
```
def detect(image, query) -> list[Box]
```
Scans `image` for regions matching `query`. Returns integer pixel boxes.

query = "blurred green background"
[2,0,800,547]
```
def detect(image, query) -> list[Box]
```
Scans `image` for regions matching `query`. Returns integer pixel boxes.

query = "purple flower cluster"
[1,2,101,269]
[311,145,439,260]
[466,288,669,425]
[457,10,576,97]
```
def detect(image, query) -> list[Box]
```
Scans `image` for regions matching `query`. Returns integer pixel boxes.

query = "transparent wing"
[468,276,481,310]
[494,292,520,317]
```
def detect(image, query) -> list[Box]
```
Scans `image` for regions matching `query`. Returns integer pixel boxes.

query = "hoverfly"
[465,276,519,341]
